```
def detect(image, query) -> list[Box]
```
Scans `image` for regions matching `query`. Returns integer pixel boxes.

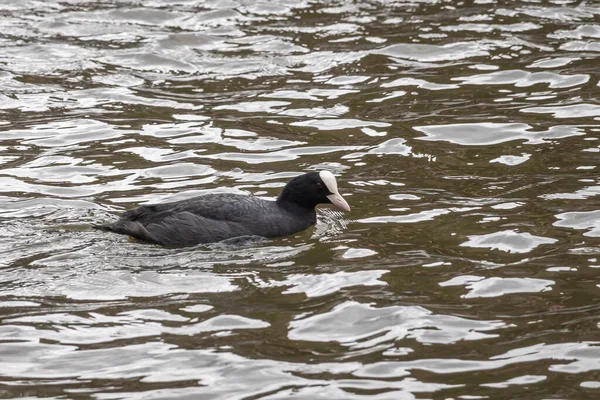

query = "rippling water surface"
[1,0,600,398]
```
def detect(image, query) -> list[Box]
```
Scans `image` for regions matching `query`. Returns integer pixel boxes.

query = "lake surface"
[1,0,599,398]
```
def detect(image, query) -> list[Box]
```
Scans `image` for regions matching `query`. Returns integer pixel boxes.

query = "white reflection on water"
[414,123,584,145]
[289,301,506,347]
[453,69,589,88]
[375,41,490,62]
[490,153,531,166]
[554,210,600,237]
[354,342,600,377]
[460,229,558,253]
[272,269,387,297]
[521,103,600,118]
[439,276,554,298]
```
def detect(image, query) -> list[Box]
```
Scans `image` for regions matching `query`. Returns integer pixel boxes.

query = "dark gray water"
[1,0,599,398]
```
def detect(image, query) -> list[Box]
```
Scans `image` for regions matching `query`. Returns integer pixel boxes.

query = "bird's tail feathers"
[93,221,156,244]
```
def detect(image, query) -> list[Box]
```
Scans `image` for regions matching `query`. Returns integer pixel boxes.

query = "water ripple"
[1,0,599,398]
[289,301,507,347]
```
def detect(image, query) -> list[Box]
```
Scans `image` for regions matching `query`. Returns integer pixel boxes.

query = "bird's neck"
[276,193,315,214]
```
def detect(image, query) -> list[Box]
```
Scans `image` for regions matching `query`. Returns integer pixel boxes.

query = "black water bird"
[94,171,351,247]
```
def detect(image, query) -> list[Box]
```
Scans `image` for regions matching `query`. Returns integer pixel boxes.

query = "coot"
[94,171,351,247]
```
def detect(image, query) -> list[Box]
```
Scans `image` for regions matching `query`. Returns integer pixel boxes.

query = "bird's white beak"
[327,193,351,212]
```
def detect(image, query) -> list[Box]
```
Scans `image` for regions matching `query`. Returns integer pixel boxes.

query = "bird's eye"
[317,182,323,189]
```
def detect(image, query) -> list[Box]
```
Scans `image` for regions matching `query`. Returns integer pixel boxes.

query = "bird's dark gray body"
[98,194,316,247]
[94,171,350,247]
